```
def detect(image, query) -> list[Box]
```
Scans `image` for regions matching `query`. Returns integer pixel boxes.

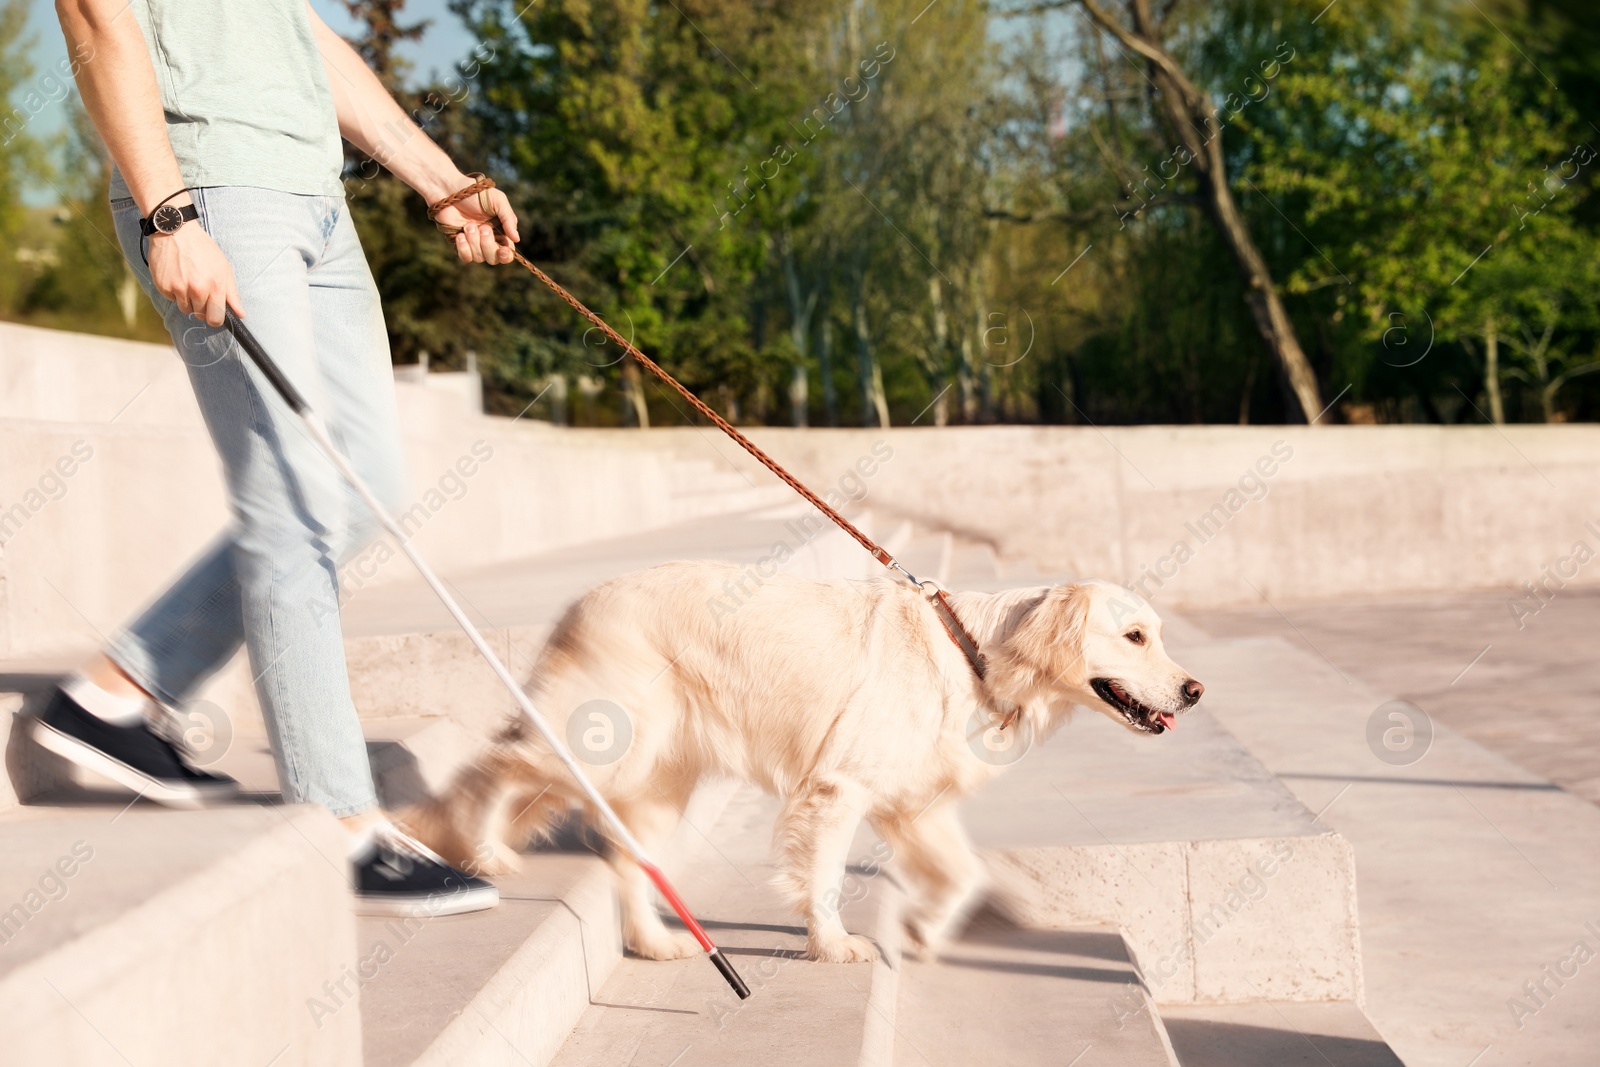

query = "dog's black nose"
[1182,679,1204,705]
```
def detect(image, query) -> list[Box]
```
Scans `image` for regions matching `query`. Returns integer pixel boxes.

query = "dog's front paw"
[630,930,703,961]
[807,933,880,963]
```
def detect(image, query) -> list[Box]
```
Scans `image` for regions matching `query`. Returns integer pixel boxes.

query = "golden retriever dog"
[409,561,1202,963]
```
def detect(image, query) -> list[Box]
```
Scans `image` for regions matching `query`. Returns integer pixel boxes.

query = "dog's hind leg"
[607,792,702,961]
[775,775,879,963]
[873,798,986,961]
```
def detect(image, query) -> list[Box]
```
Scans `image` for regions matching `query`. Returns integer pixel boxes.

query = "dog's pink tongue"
[1158,712,1177,730]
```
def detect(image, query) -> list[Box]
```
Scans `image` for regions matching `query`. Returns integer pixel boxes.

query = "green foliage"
[0,0,46,311]
[1242,0,1598,420]
[450,0,832,422]
[9,0,1600,424]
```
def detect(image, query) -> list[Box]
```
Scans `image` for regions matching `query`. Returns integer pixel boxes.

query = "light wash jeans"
[106,186,406,817]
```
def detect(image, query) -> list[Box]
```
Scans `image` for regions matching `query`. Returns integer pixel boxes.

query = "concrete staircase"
[547,787,907,1067]
[1,505,1403,1066]
[0,801,357,1065]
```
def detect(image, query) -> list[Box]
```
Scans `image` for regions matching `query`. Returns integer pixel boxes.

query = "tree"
[997,0,1325,421]
[1246,0,1596,423]
[0,0,48,313]
[340,0,429,89]
[14,97,152,335]
[317,0,1600,427]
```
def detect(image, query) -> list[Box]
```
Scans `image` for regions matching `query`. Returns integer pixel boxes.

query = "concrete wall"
[0,322,776,659]
[6,321,1595,657]
[601,425,1600,609]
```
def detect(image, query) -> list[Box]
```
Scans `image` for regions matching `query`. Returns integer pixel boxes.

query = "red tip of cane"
[639,861,750,997]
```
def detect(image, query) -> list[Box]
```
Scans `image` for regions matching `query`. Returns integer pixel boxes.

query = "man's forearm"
[306,6,465,204]
[56,0,189,213]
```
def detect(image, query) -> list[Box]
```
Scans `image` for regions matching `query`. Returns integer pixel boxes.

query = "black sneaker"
[32,687,239,809]
[353,825,500,918]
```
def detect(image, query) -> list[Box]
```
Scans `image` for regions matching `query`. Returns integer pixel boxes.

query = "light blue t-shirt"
[107,0,345,201]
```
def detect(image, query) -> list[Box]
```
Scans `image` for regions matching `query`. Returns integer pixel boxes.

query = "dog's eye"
[1125,630,1145,645]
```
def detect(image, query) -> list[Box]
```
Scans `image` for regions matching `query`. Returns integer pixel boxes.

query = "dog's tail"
[399,744,572,876]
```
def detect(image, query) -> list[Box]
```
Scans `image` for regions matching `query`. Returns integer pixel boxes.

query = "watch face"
[152,204,185,234]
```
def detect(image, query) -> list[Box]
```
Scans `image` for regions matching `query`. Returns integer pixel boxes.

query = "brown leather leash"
[428,174,988,683]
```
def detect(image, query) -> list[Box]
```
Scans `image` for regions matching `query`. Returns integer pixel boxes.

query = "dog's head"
[986,580,1202,735]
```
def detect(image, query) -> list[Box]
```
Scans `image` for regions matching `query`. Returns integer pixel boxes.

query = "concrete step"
[357,780,739,1067]
[963,636,1363,1006]
[549,784,903,1067]
[3,683,61,812]
[1161,1000,1403,1066]
[1162,619,1600,1066]
[893,917,1178,1067]
[359,853,619,1067]
[0,801,356,1064]
[0,679,732,1067]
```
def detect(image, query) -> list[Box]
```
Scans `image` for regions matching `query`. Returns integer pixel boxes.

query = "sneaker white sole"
[354,884,501,918]
[32,719,238,811]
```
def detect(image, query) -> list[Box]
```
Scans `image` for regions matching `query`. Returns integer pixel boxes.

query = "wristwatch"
[137,187,200,266]
[139,196,198,237]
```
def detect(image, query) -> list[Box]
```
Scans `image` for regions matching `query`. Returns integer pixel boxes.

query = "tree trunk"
[1082,0,1324,423]
[789,366,809,428]
[869,361,890,428]
[780,238,815,428]
[620,361,650,428]
[1238,353,1257,425]
[928,275,957,426]
[1484,317,1505,425]
[118,263,140,328]
[958,331,977,423]
[852,284,890,428]
[929,275,950,372]
[975,296,996,423]
[547,373,569,425]
[819,318,838,427]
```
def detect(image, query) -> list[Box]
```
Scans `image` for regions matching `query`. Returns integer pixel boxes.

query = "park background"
[2,0,1597,429]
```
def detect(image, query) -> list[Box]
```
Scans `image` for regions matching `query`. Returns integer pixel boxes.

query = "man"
[34,0,517,916]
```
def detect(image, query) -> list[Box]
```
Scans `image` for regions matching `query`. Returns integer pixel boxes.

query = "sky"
[15,0,481,205]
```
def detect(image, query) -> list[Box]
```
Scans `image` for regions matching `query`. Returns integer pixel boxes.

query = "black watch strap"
[139,201,199,237]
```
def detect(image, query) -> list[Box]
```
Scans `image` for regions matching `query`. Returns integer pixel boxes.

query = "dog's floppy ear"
[985,583,1092,705]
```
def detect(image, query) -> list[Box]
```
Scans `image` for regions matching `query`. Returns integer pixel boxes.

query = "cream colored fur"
[406,561,1200,963]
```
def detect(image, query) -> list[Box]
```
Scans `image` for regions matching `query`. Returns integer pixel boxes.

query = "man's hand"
[431,185,521,265]
[305,6,523,266]
[148,222,244,327]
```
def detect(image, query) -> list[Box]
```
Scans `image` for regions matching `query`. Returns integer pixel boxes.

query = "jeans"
[106,186,405,817]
